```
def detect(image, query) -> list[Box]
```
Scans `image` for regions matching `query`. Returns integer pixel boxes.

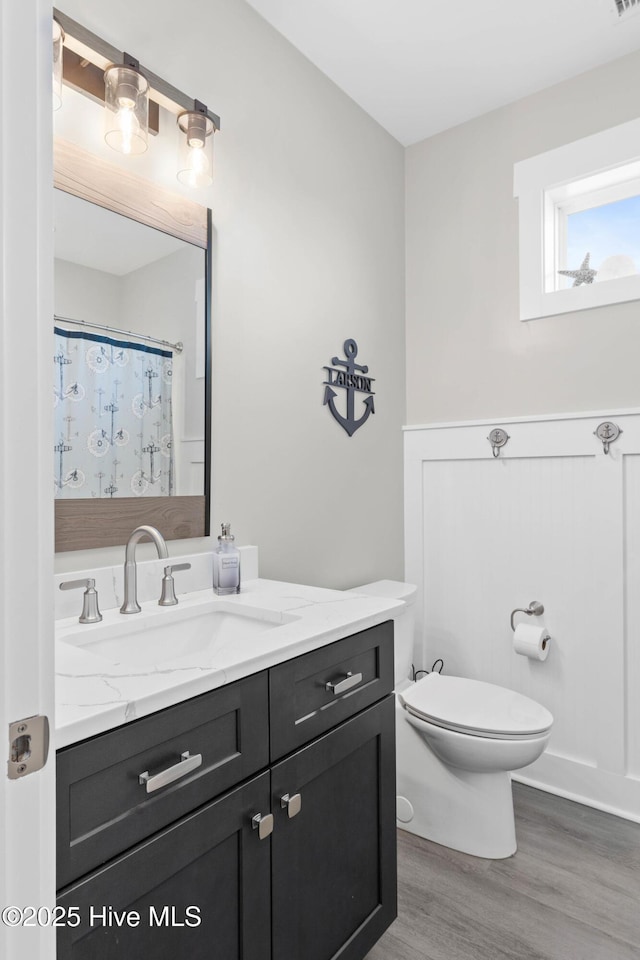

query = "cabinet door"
[57,772,271,960]
[271,696,396,960]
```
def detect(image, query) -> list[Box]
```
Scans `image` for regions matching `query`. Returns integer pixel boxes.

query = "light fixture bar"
[53,8,220,131]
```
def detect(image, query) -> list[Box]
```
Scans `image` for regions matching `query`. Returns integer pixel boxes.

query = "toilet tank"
[346,580,417,686]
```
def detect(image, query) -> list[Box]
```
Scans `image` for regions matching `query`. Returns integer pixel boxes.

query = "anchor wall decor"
[323,339,375,437]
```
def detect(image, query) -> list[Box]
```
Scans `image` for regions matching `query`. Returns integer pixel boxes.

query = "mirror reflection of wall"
[53,189,205,500]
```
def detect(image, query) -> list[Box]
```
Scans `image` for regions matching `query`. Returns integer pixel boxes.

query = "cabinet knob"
[252,812,274,840]
[280,793,302,818]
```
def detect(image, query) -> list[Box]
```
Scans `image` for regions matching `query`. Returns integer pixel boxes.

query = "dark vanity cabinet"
[56,673,271,959]
[269,622,397,960]
[56,621,396,960]
[57,772,272,960]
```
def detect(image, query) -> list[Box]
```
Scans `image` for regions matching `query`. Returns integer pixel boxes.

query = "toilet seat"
[399,674,553,740]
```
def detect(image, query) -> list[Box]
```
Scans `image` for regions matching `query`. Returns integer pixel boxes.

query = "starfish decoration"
[558,252,597,286]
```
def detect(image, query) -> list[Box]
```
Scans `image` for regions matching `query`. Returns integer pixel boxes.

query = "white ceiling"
[245,0,640,145]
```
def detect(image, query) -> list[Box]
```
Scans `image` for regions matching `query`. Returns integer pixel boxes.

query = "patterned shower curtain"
[54,327,174,498]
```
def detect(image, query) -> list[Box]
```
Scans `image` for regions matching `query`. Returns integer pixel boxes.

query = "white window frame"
[514,117,640,321]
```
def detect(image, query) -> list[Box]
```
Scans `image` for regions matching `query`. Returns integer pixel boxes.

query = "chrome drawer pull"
[280,792,302,818]
[138,751,202,794]
[252,812,274,840]
[325,671,363,695]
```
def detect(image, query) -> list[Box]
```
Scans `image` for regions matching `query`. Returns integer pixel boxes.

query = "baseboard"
[512,752,640,824]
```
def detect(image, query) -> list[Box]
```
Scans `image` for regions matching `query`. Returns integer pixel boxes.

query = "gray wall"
[55,259,121,325]
[405,50,640,425]
[54,0,406,587]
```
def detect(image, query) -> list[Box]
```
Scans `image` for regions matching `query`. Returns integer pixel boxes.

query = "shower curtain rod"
[54,315,184,354]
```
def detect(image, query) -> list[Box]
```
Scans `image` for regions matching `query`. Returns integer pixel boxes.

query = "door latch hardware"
[8,715,49,779]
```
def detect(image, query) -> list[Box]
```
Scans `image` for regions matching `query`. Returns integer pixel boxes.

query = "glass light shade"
[53,19,64,111]
[177,111,215,188]
[104,65,149,155]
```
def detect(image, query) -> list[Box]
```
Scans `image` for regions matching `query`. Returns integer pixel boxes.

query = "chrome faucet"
[120,525,169,614]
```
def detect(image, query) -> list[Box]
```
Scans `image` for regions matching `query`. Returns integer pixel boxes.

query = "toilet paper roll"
[513,623,550,661]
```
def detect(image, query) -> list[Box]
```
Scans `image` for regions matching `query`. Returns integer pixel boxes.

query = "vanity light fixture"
[104,55,149,155]
[177,102,215,188]
[52,18,64,111]
[53,8,220,185]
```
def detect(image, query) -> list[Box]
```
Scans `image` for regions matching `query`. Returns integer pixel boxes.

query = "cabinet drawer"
[269,621,393,760]
[57,671,269,889]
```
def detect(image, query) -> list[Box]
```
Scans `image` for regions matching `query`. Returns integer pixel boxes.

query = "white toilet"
[350,581,553,859]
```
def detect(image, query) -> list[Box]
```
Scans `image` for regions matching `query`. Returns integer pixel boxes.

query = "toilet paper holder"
[510,600,544,632]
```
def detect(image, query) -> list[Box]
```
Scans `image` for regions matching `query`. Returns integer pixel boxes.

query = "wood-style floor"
[366,783,640,960]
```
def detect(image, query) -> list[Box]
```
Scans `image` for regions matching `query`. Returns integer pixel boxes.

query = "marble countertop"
[55,578,402,749]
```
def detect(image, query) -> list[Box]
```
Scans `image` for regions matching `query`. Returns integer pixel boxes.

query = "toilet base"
[396,699,517,859]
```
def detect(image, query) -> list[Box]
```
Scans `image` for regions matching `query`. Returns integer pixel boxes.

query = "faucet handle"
[59,578,103,624]
[158,563,191,607]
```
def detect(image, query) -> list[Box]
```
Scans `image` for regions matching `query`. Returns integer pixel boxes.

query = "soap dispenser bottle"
[213,522,241,595]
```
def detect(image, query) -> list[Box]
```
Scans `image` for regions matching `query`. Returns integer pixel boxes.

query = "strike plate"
[8,715,49,780]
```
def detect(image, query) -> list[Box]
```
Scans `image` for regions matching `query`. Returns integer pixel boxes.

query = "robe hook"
[594,421,621,455]
[488,428,509,458]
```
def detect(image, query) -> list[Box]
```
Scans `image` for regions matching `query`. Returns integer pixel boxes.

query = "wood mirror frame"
[54,137,211,552]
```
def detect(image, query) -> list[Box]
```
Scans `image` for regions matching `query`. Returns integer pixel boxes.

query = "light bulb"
[116,100,138,156]
[177,110,214,188]
[184,144,210,186]
[104,65,148,155]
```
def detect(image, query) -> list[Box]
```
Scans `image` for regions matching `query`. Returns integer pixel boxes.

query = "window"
[564,194,640,286]
[514,118,640,320]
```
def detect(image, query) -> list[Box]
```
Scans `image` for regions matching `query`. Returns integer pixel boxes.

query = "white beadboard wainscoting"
[404,409,640,822]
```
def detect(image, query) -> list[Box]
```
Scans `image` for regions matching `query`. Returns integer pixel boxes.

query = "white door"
[1,1,56,958]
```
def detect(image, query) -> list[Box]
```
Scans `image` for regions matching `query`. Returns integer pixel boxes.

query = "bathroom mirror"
[53,138,211,552]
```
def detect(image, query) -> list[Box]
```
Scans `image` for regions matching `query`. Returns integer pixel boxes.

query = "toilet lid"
[400,674,553,738]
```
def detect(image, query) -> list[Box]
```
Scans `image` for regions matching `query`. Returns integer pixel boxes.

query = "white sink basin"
[58,600,297,670]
